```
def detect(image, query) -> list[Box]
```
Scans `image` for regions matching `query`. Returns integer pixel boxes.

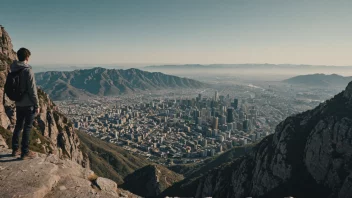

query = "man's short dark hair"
[17,48,31,61]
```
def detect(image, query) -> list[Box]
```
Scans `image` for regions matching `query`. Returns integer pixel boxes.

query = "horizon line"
[32,63,352,67]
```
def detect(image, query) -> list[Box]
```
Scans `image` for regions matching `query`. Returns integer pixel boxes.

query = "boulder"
[96,177,118,194]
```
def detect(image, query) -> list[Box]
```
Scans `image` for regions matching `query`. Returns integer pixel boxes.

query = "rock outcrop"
[0,26,16,129]
[121,164,184,197]
[0,145,139,198]
[162,83,352,198]
[0,26,88,167]
[0,25,17,61]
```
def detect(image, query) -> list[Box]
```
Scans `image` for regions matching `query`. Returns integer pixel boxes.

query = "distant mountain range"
[35,67,206,100]
[144,64,352,81]
[145,64,352,69]
[283,73,352,87]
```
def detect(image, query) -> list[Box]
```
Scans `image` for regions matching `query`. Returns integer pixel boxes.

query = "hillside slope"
[35,67,206,100]
[162,82,352,198]
[121,164,184,197]
[169,145,253,178]
[77,130,151,184]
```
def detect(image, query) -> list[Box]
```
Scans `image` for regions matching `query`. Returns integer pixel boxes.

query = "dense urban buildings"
[56,83,320,165]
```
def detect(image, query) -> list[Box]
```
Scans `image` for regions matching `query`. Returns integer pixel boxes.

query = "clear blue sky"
[1,0,351,66]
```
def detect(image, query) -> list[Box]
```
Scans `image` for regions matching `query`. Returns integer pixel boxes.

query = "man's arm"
[26,69,40,110]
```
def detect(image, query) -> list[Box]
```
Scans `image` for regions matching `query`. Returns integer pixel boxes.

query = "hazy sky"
[1,0,352,66]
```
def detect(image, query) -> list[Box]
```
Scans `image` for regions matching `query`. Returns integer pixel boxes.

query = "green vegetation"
[169,144,254,178]
[121,164,184,197]
[76,130,151,184]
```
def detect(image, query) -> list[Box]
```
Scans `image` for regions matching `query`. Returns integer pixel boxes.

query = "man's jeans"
[12,106,35,154]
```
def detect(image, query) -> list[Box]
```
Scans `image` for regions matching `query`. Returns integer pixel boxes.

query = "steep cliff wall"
[0,26,88,167]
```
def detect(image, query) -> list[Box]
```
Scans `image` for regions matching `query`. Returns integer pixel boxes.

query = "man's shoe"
[11,149,21,157]
[21,151,37,160]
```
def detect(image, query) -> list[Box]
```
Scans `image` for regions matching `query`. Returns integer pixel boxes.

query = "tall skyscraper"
[196,117,202,125]
[211,107,216,117]
[201,108,207,119]
[250,107,257,119]
[206,128,213,137]
[194,110,201,119]
[239,110,245,120]
[215,91,218,101]
[219,115,226,125]
[243,119,249,132]
[227,107,234,123]
[212,117,219,130]
[202,139,207,147]
[220,105,226,115]
[233,98,239,109]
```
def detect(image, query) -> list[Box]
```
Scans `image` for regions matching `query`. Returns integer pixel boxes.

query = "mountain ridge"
[283,73,352,87]
[35,67,207,100]
[145,64,352,69]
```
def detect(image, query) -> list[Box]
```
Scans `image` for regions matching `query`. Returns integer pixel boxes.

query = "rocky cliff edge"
[0,141,138,198]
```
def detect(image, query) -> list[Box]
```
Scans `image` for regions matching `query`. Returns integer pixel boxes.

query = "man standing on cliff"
[10,48,40,159]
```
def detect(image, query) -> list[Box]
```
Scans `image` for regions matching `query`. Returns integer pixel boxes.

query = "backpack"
[4,68,26,102]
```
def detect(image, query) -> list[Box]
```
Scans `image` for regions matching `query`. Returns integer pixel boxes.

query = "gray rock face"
[163,84,352,198]
[0,26,88,168]
[35,90,89,168]
[0,26,17,60]
[96,177,118,194]
[0,147,139,198]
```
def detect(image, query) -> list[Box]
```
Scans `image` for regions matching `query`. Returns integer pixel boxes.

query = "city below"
[56,83,322,166]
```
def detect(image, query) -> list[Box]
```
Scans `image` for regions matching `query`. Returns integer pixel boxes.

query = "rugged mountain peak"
[343,81,352,99]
